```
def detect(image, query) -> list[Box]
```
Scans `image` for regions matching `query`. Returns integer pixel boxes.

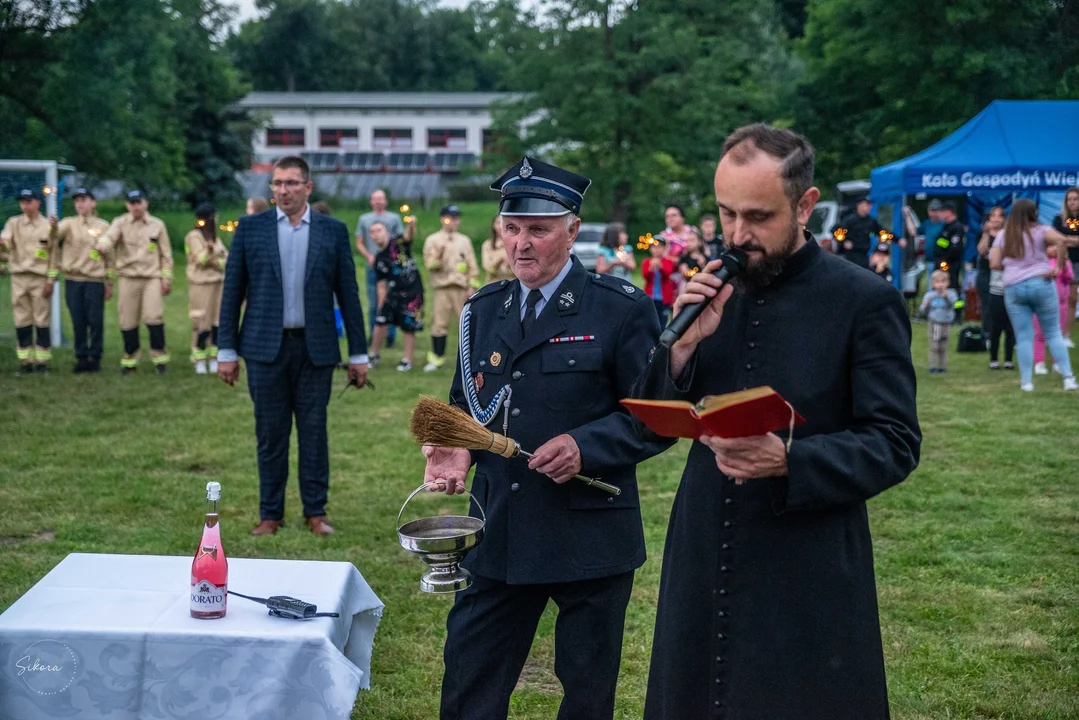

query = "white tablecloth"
[0,553,383,720]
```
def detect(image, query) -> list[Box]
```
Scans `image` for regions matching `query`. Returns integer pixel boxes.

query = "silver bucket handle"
[397,481,487,532]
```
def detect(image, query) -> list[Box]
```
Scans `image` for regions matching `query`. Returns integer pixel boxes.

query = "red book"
[621,387,805,439]
[191,482,228,619]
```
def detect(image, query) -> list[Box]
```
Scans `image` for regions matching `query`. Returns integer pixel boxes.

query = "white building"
[238,92,518,169]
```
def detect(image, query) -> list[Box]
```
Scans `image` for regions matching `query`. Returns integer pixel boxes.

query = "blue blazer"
[218,208,367,366]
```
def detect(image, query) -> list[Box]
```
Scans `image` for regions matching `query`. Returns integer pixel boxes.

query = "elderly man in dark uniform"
[422,156,673,720]
[632,124,920,719]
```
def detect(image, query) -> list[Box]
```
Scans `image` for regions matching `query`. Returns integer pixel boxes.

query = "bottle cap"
[206,482,221,502]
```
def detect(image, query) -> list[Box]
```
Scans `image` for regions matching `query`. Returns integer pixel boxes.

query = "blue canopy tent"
[869,100,1079,289]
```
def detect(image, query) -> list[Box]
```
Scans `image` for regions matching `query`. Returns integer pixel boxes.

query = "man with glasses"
[217,156,368,537]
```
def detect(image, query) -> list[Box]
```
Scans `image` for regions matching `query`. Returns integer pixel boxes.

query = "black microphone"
[658,247,748,348]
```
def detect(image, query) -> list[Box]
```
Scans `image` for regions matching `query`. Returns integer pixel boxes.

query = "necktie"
[521,289,543,337]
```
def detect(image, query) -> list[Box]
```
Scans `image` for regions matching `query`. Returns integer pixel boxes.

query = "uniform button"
[724,498,732,505]
[606,496,614,503]
[757,299,765,306]
[510,482,520,492]
[512,370,522,380]
[721,543,729,550]
[745,363,752,371]
[479,360,487,367]
[718,633,725,640]
[715,678,721,684]
[568,359,576,367]
[719,589,727,596]
[714,700,721,707]
[723,521,731,528]
[720,566,728,572]
[748,342,756,349]
[511,408,521,417]
[717,611,725,617]
[717,656,724,663]
[752,320,761,328]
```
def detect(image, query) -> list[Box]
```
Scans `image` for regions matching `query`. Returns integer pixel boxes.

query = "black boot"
[74,358,90,374]
[88,357,102,373]
[16,363,33,376]
[35,364,49,375]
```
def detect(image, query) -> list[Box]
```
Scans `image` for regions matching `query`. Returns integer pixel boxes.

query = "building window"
[428,128,468,149]
[319,128,358,148]
[266,128,305,147]
[373,128,412,149]
[482,128,501,155]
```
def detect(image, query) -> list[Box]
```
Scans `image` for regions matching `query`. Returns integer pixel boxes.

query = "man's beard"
[730,223,801,293]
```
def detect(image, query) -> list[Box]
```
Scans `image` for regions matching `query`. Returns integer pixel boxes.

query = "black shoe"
[155,364,168,375]
[88,358,102,373]
[15,363,33,376]
[35,364,49,375]
[74,358,90,374]
[122,366,137,375]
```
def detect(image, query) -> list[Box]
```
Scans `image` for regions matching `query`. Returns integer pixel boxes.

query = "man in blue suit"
[217,155,368,537]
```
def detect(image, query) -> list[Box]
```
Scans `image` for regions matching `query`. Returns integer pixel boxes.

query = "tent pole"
[893,195,905,291]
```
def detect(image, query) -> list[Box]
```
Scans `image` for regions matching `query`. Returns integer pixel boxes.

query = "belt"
[282,328,305,338]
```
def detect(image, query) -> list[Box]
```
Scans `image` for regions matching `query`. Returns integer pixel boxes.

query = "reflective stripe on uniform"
[151,353,171,365]
[16,347,32,360]
[34,347,52,361]
[121,357,139,368]
[190,348,208,362]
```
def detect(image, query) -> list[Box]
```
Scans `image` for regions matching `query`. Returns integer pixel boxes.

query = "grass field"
[1,207,1077,719]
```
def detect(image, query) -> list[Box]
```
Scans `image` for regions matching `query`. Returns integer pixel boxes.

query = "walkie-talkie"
[228,590,340,620]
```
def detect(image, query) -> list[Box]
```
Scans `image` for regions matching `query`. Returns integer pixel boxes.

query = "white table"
[0,553,383,720]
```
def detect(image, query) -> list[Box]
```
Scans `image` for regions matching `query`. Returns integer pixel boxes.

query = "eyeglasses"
[270,180,306,190]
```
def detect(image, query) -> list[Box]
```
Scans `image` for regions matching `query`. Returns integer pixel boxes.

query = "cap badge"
[622,285,636,294]
[520,158,533,180]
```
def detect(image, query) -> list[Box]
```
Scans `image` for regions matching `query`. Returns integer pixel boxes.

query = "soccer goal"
[0,160,75,349]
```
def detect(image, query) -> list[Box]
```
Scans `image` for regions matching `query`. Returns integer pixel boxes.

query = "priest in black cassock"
[632,124,921,720]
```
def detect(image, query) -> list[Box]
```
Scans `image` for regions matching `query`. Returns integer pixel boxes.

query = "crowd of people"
[912,192,1079,391]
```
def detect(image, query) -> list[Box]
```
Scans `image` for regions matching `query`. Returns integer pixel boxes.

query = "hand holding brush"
[409,396,621,496]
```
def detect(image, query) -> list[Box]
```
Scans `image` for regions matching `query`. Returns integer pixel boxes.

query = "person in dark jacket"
[832,197,880,268]
[422,156,674,720]
[934,200,965,289]
[632,124,921,720]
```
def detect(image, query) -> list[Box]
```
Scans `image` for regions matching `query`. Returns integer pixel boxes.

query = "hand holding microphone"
[659,247,747,349]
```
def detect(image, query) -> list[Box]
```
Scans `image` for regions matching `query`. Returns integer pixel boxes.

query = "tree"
[794,0,1074,188]
[489,0,795,226]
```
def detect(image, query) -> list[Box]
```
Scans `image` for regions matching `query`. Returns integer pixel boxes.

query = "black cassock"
[632,238,920,720]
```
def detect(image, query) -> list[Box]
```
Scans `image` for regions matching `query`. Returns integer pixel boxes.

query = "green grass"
[0,241,1078,718]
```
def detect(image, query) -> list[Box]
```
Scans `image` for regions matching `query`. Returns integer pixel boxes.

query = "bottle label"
[190,580,226,612]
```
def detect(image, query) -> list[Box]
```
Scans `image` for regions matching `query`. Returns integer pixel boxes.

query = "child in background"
[870,242,893,284]
[367,221,424,372]
[641,236,677,326]
[1032,244,1074,375]
[986,267,1015,370]
[920,270,959,374]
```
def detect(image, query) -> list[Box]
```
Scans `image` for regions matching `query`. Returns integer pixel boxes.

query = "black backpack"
[956,325,986,353]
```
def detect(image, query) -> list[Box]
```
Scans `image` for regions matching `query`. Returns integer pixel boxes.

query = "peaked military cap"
[72,187,94,200]
[490,156,591,216]
[126,189,146,202]
[17,188,40,201]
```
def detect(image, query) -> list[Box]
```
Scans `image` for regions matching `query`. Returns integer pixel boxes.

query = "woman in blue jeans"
[990,199,1078,391]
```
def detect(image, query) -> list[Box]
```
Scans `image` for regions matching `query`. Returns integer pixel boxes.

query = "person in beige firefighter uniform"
[1,188,58,375]
[422,205,479,372]
[51,187,113,373]
[97,189,174,374]
[185,203,228,375]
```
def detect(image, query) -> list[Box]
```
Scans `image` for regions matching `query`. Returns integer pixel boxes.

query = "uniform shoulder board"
[467,279,511,303]
[590,272,643,299]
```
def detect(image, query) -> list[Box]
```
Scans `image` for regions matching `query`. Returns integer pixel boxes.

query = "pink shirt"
[993,224,1053,287]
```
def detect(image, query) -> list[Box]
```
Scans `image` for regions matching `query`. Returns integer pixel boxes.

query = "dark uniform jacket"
[834,212,882,262]
[632,238,920,720]
[933,219,965,288]
[450,257,674,585]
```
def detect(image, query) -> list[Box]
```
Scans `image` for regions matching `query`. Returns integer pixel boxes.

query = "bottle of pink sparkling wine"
[190,481,228,619]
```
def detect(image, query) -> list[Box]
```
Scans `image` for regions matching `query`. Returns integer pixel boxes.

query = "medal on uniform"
[475,372,484,389]
[490,351,502,367]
